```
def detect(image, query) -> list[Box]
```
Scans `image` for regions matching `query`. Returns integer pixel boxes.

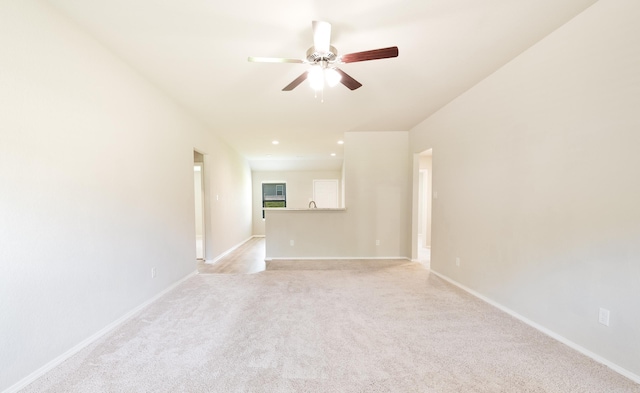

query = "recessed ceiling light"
[330,153,336,157]
[337,140,344,145]
[272,140,279,145]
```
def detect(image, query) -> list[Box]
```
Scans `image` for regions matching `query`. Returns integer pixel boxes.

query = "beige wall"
[200,147,253,261]
[0,2,252,390]
[410,0,640,379]
[251,170,342,236]
[344,131,412,257]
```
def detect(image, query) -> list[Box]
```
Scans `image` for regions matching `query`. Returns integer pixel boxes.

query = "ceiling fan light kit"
[308,66,325,90]
[248,20,398,94]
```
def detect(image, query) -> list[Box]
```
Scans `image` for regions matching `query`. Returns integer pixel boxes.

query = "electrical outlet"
[290,240,294,246]
[376,240,380,246]
[598,308,610,326]
[151,267,157,278]
[455,257,460,267]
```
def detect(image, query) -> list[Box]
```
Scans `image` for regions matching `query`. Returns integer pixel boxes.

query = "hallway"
[197,237,266,274]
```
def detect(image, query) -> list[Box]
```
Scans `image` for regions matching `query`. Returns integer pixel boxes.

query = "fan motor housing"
[306,45,338,63]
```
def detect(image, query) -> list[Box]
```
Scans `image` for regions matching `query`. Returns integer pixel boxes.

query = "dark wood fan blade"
[340,46,399,63]
[248,56,305,63]
[282,72,309,91]
[335,68,362,90]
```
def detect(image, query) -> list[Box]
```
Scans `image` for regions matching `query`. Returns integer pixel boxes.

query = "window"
[262,183,286,218]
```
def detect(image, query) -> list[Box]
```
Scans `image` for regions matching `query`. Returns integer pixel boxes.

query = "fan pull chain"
[313,86,325,103]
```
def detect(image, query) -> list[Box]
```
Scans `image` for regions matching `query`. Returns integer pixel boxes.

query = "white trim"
[265,256,411,261]
[430,269,640,385]
[260,180,287,184]
[205,236,255,264]
[3,271,197,393]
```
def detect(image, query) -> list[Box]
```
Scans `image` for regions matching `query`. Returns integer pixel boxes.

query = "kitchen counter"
[264,208,346,211]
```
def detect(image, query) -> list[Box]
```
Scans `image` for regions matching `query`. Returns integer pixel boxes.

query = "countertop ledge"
[264,208,346,211]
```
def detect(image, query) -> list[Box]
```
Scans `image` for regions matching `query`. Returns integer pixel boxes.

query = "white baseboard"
[430,269,640,385]
[265,256,411,261]
[205,235,256,264]
[3,271,197,393]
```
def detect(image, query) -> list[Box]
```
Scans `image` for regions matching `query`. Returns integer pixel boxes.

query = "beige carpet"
[22,261,639,392]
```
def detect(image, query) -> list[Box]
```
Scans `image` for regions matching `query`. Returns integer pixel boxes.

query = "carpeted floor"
[22,260,639,392]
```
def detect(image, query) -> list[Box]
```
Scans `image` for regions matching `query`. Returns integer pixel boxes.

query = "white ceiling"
[46,0,597,171]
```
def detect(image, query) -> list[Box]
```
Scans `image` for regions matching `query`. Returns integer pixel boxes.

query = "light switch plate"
[598,308,610,326]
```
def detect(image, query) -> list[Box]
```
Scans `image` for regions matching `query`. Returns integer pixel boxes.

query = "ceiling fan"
[248,21,399,91]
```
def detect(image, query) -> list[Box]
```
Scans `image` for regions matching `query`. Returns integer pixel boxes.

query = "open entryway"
[194,151,205,260]
[415,149,432,266]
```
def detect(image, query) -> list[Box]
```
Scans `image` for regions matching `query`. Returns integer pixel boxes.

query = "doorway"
[415,149,432,266]
[194,151,205,260]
